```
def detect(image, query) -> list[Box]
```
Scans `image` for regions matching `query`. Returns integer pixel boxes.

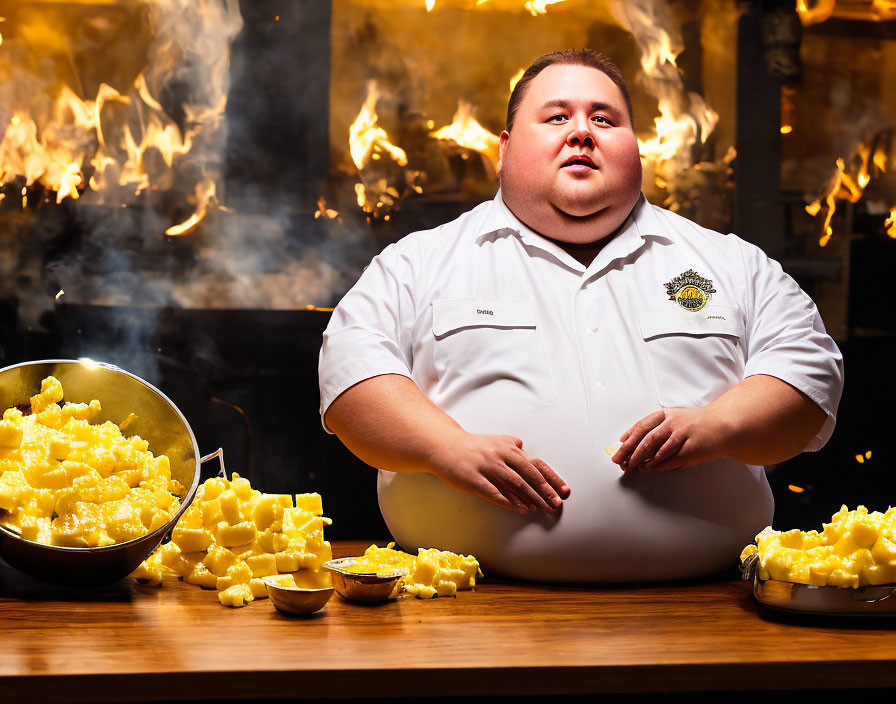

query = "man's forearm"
[324,373,461,474]
[708,374,827,466]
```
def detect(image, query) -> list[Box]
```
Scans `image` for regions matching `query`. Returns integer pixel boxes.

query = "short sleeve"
[738,239,844,451]
[318,239,420,433]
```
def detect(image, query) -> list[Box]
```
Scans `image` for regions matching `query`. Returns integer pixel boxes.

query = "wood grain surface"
[0,540,894,703]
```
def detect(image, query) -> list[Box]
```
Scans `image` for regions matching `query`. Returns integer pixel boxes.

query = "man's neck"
[540,233,614,267]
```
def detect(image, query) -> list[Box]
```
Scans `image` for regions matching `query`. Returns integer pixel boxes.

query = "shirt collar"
[476,191,670,273]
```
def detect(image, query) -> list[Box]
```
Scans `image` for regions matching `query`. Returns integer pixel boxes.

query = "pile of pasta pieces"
[0,374,481,608]
[742,505,896,588]
[341,543,481,598]
[134,473,333,607]
[0,376,182,547]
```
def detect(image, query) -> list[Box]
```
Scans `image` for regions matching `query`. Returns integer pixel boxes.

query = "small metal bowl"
[323,557,405,602]
[0,359,202,586]
[262,576,334,615]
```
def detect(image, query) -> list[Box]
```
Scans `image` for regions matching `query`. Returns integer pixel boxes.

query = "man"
[318,50,843,582]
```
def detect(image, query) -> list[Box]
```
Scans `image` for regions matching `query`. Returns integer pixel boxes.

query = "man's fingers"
[533,457,571,499]
[638,434,685,472]
[495,459,557,513]
[479,480,529,514]
[627,424,672,469]
[613,410,666,467]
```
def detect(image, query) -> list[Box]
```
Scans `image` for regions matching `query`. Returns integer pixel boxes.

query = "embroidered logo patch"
[664,269,716,312]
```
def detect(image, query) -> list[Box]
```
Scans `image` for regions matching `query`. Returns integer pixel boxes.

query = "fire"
[314,197,339,220]
[618,0,722,206]
[524,0,567,16]
[425,0,436,10]
[166,176,216,236]
[431,101,501,173]
[796,0,836,25]
[0,0,241,237]
[886,208,896,239]
[349,81,408,171]
[806,139,888,246]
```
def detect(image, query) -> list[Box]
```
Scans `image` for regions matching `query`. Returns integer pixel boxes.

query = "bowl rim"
[260,575,335,593]
[0,358,202,553]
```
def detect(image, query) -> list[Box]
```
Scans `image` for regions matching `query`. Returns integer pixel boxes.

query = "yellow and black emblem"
[664,269,716,312]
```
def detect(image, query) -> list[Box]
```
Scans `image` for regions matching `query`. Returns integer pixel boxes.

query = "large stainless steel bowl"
[0,359,201,586]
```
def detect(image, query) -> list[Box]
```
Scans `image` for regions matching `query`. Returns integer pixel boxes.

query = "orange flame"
[807,141,887,246]
[349,81,408,171]
[620,1,720,197]
[0,2,238,237]
[886,207,896,239]
[431,101,500,172]
[314,196,338,220]
[796,0,836,25]
[524,0,567,16]
[166,176,216,236]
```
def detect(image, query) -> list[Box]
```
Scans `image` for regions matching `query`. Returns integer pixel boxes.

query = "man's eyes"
[545,114,614,125]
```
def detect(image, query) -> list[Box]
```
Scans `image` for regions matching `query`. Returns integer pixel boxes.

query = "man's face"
[497,64,642,241]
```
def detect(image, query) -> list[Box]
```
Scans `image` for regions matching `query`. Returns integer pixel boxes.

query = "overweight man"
[318,49,843,582]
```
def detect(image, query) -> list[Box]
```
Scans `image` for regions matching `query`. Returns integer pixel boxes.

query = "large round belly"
[377,460,773,583]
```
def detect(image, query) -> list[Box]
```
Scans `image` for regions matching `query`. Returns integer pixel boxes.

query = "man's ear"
[496,130,510,176]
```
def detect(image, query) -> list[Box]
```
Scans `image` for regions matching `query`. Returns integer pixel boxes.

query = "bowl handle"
[200,448,228,478]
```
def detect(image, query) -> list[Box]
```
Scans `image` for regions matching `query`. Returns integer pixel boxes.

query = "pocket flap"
[639,305,743,340]
[432,299,536,337]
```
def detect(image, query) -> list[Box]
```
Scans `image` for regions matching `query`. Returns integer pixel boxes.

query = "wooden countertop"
[1,540,895,702]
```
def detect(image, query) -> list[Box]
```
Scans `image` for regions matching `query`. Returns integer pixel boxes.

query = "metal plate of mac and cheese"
[740,552,896,616]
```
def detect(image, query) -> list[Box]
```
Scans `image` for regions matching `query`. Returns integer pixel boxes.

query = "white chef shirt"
[319,192,843,583]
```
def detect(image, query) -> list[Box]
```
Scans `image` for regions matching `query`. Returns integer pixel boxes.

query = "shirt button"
[594,380,606,389]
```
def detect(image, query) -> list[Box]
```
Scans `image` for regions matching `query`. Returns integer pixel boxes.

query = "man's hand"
[611,407,725,472]
[325,374,571,515]
[609,375,828,471]
[429,430,570,514]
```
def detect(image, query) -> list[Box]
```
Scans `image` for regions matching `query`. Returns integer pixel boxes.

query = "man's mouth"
[561,155,597,169]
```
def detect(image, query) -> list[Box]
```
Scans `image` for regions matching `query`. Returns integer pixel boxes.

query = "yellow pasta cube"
[248,578,268,599]
[218,583,254,607]
[0,421,23,449]
[218,490,243,524]
[216,520,257,547]
[172,527,213,553]
[244,553,277,578]
[294,493,323,516]
[30,376,63,414]
[204,545,238,576]
[252,495,289,531]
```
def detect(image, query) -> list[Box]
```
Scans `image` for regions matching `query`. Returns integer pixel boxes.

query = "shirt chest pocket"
[639,305,745,408]
[431,299,554,405]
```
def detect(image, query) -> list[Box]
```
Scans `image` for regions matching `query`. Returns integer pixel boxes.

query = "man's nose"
[566,118,594,148]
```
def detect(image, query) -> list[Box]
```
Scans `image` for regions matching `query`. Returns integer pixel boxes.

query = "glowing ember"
[780,125,793,135]
[788,484,806,493]
[796,0,835,25]
[314,197,339,220]
[855,450,872,463]
[524,0,566,16]
[431,101,500,172]
[886,208,896,239]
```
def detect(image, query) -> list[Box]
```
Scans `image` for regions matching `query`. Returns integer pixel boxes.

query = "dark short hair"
[506,49,634,131]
